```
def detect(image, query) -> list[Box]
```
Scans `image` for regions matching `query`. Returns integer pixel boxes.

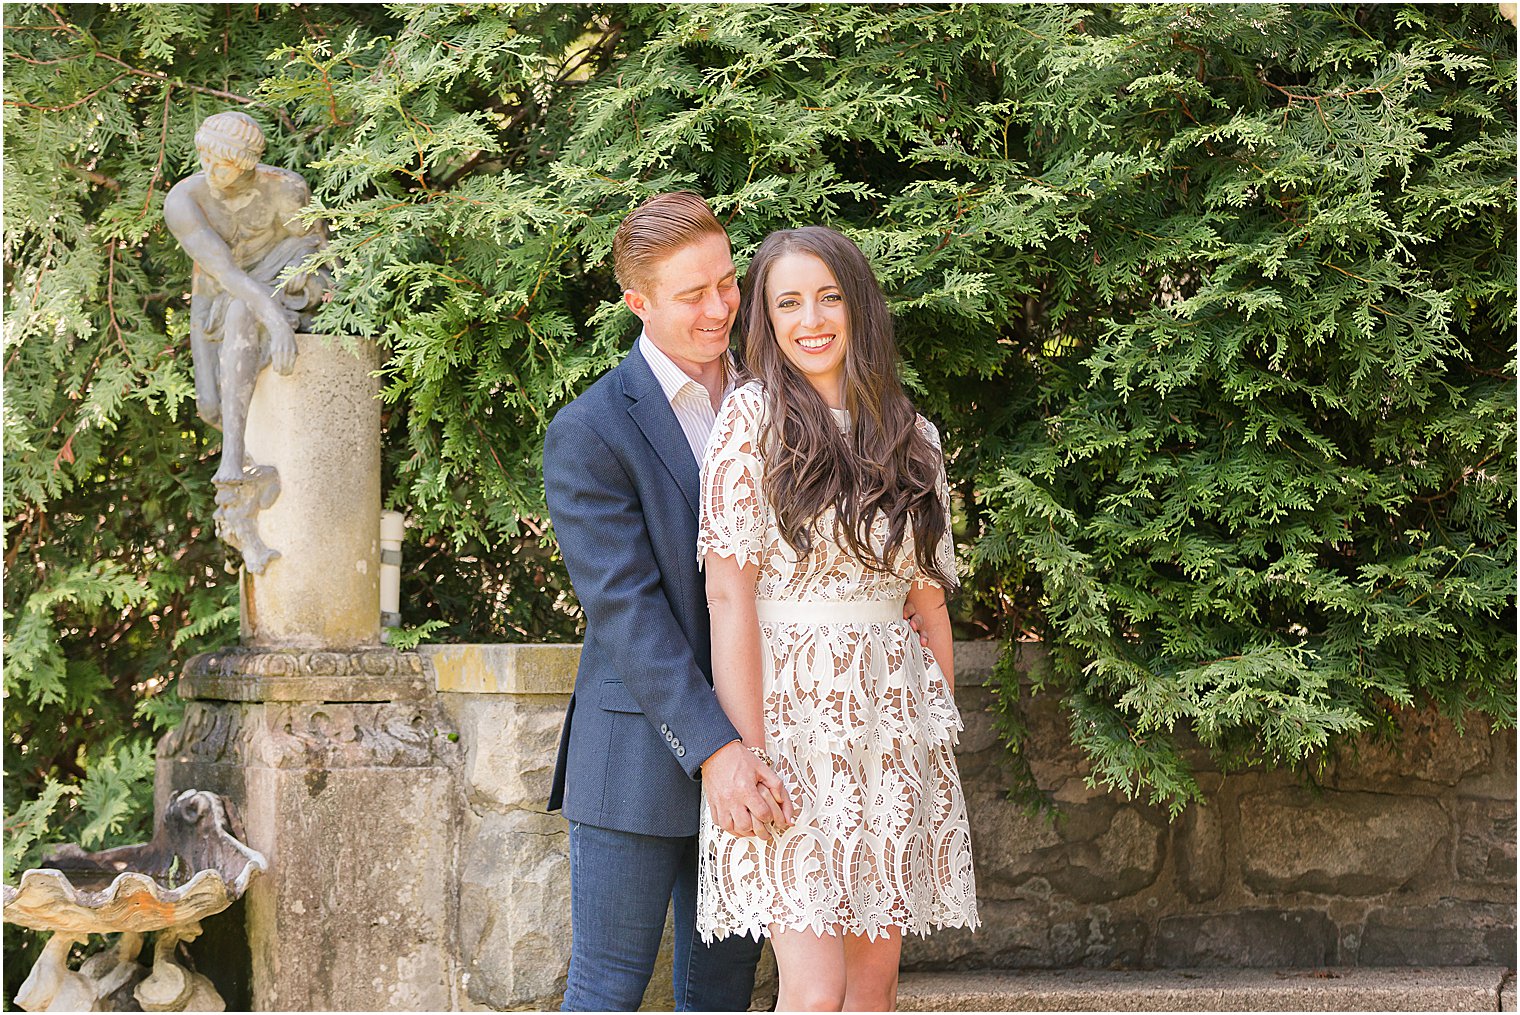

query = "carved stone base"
[179,645,430,703]
[161,649,461,1011]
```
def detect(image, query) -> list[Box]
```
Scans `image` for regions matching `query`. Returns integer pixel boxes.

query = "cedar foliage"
[4,3,1513,941]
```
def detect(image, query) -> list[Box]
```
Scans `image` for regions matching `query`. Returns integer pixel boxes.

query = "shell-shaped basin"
[2,790,266,935]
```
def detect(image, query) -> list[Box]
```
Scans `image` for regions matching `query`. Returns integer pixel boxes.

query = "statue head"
[195,112,266,192]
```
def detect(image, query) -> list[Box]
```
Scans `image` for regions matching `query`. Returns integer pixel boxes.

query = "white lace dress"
[695,381,979,943]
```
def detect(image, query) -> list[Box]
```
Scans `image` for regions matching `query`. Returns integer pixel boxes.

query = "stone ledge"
[420,639,1028,696]
[422,643,581,695]
[896,966,1514,1012]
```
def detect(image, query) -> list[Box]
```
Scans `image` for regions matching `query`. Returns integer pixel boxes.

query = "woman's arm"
[703,549,792,837]
[704,551,766,746]
[905,583,955,693]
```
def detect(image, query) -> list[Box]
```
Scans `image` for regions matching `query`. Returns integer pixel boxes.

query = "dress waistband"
[754,598,905,624]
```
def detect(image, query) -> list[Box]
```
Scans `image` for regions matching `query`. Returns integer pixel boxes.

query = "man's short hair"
[195,111,266,170]
[611,192,727,296]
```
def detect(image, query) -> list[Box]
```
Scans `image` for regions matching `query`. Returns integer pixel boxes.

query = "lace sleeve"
[914,418,958,591]
[697,385,768,571]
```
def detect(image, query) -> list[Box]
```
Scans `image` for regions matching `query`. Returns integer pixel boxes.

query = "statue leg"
[210,300,282,572]
[212,301,264,485]
[192,332,222,428]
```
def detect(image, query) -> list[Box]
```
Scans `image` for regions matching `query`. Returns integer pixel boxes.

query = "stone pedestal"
[160,650,461,1011]
[240,334,380,649]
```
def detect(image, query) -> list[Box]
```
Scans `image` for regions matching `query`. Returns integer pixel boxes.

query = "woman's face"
[765,251,849,405]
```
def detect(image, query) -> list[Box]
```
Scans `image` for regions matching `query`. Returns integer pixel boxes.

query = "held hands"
[700,741,794,841]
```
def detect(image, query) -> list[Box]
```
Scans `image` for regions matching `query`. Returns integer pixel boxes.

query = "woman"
[695,226,978,1011]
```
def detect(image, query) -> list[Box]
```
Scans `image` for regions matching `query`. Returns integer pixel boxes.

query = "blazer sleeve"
[543,409,740,778]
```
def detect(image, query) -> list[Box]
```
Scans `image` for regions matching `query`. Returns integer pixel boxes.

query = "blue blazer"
[543,349,741,837]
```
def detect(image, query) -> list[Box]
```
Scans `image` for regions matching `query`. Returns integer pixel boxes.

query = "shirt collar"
[638,332,733,406]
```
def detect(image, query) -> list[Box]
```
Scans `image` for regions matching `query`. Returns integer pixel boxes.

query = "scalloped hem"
[698,908,982,946]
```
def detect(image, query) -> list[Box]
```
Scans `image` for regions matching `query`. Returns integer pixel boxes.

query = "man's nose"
[701,291,728,319]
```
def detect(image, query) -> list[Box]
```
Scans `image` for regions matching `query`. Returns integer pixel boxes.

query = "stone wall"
[910,643,1516,972]
[419,642,1515,1010]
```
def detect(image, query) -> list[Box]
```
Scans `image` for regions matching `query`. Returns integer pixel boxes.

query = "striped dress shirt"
[638,333,736,463]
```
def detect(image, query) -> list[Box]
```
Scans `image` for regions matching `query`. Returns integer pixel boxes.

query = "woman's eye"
[823,293,842,303]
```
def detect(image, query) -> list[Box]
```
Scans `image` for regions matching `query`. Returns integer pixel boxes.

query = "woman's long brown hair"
[738,226,955,590]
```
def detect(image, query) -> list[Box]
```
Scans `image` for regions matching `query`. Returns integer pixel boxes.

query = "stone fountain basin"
[2,790,267,935]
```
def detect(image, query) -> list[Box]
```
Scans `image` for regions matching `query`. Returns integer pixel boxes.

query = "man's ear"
[623,288,649,321]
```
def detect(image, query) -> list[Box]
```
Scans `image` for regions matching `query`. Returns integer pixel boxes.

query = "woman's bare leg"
[771,923,847,1012]
[842,927,902,1011]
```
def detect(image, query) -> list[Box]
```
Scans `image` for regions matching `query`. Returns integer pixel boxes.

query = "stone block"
[1174,801,1225,903]
[442,694,568,813]
[902,898,1053,968]
[1047,914,1149,968]
[947,688,1004,783]
[953,640,1006,687]
[966,790,1063,897]
[457,810,570,1011]
[1331,708,1491,788]
[1457,727,1518,800]
[1456,798,1517,886]
[1359,899,1517,966]
[1239,789,1444,896]
[1155,908,1336,967]
[1046,804,1166,904]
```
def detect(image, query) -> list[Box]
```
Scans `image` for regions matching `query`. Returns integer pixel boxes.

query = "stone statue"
[163,111,331,574]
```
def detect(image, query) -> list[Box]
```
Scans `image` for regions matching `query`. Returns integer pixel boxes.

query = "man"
[543,193,792,1011]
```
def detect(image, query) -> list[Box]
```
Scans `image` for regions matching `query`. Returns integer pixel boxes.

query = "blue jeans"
[562,820,763,1011]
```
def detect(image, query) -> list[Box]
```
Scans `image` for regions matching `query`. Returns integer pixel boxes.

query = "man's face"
[624,232,739,373]
[200,152,254,195]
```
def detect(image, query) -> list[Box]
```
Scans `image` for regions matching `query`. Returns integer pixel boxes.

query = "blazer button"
[660,724,670,735]
[676,747,686,758]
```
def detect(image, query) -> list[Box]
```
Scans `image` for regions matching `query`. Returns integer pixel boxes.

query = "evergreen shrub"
[4,14,1513,981]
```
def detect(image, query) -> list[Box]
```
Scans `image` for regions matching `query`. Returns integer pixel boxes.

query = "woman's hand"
[906,583,954,693]
[701,741,793,840]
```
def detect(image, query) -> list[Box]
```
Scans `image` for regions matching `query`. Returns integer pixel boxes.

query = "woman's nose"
[800,300,824,328]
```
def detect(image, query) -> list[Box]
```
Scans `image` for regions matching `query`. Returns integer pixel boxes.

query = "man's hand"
[264,312,298,375]
[700,741,794,841]
[903,597,929,648]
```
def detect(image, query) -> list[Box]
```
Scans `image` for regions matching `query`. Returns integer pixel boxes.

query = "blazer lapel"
[621,351,702,518]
